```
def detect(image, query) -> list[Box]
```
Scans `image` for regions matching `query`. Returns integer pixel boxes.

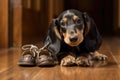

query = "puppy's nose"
[69,36,78,42]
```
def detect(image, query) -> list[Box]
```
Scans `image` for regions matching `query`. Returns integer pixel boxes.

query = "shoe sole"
[37,61,55,67]
[18,62,36,66]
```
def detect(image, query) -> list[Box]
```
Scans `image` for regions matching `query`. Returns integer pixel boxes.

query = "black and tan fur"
[43,9,107,66]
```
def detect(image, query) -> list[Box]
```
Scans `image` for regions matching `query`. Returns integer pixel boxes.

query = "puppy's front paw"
[94,51,108,61]
[76,56,93,67]
[60,55,76,66]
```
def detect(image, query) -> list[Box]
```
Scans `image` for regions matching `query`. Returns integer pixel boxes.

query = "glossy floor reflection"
[0,37,120,80]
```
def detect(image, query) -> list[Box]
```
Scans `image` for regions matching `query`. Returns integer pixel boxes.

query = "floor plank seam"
[110,51,120,68]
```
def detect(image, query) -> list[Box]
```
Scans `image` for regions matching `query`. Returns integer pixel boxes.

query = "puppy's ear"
[82,12,91,36]
[83,13,102,52]
[53,19,62,40]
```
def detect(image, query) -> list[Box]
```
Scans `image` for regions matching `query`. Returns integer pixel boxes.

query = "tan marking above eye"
[73,15,78,21]
[63,18,67,23]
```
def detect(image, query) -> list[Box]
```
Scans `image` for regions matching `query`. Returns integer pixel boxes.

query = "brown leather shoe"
[18,50,36,66]
[36,50,55,67]
[18,45,38,66]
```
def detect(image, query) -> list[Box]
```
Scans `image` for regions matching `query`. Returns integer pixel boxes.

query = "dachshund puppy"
[37,9,107,66]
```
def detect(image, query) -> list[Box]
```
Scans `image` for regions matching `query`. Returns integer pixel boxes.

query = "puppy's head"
[54,9,90,47]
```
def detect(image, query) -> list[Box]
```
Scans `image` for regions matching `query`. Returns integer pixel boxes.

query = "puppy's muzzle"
[69,36,78,42]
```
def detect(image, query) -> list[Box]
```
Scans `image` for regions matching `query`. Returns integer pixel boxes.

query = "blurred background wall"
[0,0,120,48]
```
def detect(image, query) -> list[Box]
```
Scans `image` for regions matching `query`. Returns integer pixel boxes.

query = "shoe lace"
[21,42,50,57]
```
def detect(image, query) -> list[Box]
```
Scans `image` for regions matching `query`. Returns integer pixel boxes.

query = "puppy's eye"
[61,27,66,33]
[60,21,65,26]
[76,18,81,25]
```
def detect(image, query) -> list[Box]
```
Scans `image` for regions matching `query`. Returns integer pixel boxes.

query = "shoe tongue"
[22,50,33,56]
[40,50,51,56]
[23,53,32,56]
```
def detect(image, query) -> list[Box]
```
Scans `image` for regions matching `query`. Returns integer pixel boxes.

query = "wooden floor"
[0,37,120,80]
